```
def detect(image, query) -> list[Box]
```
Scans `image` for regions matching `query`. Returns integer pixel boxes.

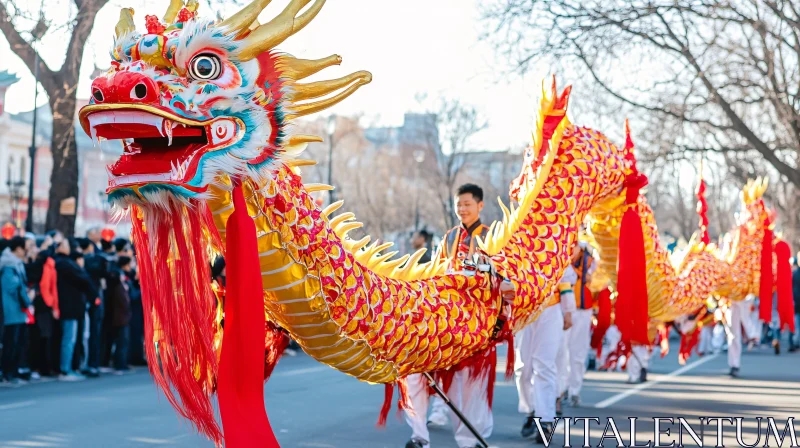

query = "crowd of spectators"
[0,228,144,384]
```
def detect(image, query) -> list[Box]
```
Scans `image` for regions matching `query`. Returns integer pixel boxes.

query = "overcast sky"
[0,0,570,151]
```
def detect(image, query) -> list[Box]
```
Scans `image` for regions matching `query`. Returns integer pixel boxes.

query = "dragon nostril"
[92,89,104,102]
[132,83,148,100]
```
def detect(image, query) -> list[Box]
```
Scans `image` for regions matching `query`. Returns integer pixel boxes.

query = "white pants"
[404,370,493,447]
[742,297,760,341]
[556,328,570,396]
[599,325,621,367]
[567,309,593,396]
[627,345,649,381]
[698,325,713,354]
[727,299,750,369]
[515,304,564,422]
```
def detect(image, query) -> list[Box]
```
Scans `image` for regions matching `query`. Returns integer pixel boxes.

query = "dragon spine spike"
[238,0,326,61]
[367,251,398,270]
[304,183,334,193]
[288,73,373,118]
[289,135,325,145]
[218,0,273,36]
[321,200,344,217]
[381,254,411,273]
[402,249,427,272]
[347,235,371,252]
[277,55,343,81]
[292,71,373,102]
[335,221,363,236]
[329,212,355,229]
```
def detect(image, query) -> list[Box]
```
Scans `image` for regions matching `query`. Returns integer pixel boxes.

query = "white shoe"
[59,373,86,382]
[569,395,581,407]
[427,410,449,427]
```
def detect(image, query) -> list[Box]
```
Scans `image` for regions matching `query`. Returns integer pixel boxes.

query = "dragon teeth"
[164,119,174,146]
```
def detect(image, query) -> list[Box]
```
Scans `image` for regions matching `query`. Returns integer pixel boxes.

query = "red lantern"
[101,228,116,242]
[1,222,15,239]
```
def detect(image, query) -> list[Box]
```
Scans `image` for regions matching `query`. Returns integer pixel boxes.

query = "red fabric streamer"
[504,332,515,381]
[591,288,612,357]
[678,327,700,365]
[615,174,650,345]
[696,178,710,245]
[615,124,650,346]
[775,240,796,333]
[377,384,393,427]
[131,202,220,443]
[759,221,774,323]
[657,324,670,358]
[217,185,280,448]
[264,321,290,381]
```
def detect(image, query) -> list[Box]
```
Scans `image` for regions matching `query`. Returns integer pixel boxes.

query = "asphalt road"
[0,341,798,448]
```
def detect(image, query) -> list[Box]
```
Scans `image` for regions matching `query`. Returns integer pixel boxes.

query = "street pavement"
[0,341,798,447]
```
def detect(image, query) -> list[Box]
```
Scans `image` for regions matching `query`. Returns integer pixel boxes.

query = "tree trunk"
[45,96,79,236]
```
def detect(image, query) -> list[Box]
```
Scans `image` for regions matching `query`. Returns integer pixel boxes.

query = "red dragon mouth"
[78,104,244,193]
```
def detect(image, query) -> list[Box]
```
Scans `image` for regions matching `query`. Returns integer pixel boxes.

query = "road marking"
[594,354,719,409]
[127,437,173,444]
[273,366,328,377]
[0,401,35,411]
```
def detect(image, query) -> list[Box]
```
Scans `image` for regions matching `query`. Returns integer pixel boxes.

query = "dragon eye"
[189,54,222,81]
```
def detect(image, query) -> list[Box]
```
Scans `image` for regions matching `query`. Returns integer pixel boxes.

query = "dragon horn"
[115,8,136,39]
[238,0,326,61]
[219,0,273,37]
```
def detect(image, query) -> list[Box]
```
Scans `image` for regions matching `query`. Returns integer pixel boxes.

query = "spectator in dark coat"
[1,237,33,383]
[790,255,800,352]
[54,240,98,381]
[78,238,108,377]
[107,256,132,372]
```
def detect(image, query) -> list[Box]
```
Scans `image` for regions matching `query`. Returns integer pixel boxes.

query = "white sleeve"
[559,265,577,313]
[561,291,577,314]
[560,265,578,285]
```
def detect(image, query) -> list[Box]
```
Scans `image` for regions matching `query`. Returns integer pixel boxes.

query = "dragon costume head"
[79,0,370,206]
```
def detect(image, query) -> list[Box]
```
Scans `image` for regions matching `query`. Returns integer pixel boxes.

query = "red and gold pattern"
[589,172,772,327]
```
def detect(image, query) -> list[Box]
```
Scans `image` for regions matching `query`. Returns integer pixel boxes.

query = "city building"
[0,70,126,235]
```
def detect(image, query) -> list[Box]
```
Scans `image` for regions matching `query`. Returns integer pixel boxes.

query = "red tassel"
[376,383,393,427]
[658,324,670,358]
[217,184,280,448]
[696,177,710,245]
[504,333,515,381]
[775,241,796,333]
[131,202,220,442]
[264,322,290,381]
[616,172,650,345]
[759,221,774,323]
[591,288,612,357]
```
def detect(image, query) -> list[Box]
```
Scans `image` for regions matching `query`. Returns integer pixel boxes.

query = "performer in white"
[516,243,577,442]
[626,343,650,383]
[404,183,515,448]
[726,294,759,377]
[566,242,597,406]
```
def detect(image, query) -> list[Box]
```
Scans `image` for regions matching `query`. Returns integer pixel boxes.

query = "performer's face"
[455,193,483,226]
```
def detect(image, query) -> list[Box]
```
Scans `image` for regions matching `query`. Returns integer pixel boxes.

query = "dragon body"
[588,174,772,326]
[76,0,704,444]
